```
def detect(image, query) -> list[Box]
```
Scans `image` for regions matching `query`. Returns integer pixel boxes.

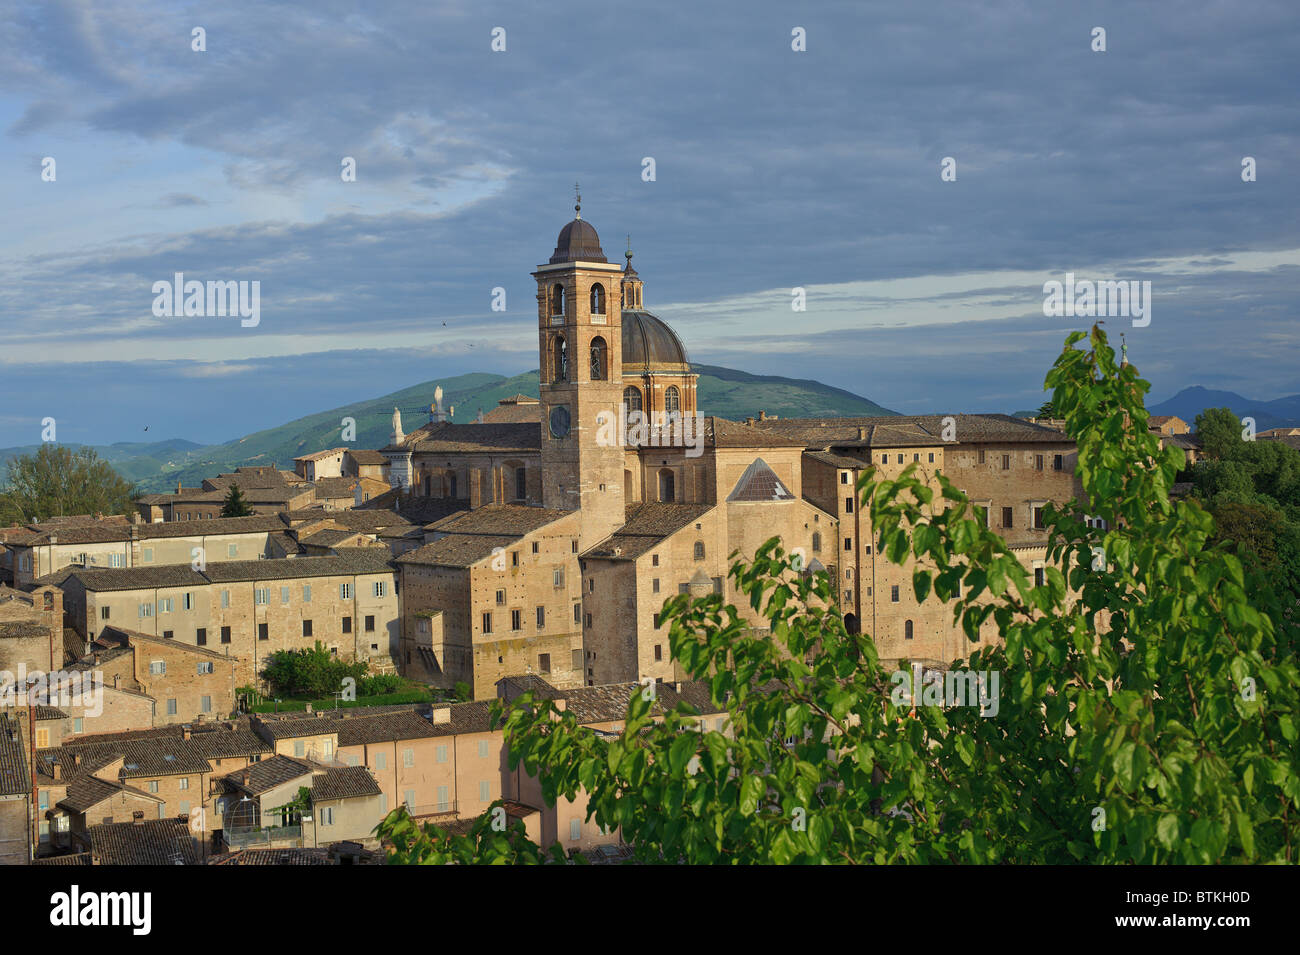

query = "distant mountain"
[1,365,896,494]
[1148,386,1300,431]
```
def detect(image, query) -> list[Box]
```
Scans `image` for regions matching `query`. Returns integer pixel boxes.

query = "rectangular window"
[404,790,415,811]
[378,793,387,814]
[258,622,268,641]
[294,741,305,757]
[35,728,50,748]
[654,644,662,662]
[73,718,83,734]
[221,590,230,609]
[221,626,231,644]
[978,450,986,464]
[482,612,492,634]
[1002,507,1014,528]
[1053,454,1064,471]
[376,752,387,770]
[1034,566,1046,587]
[495,589,505,606]
[845,497,853,513]
[1033,506,1046,530]
[228,544,237,557]
[158,598,172,613]
[539,653,551,674]
[1002,454,1010,470]
[342,616,352,633]
[437,786,449,812]
[532,541,539,555]
[651,554,659,567]
[844,537,852,551]
[143,548,154,563]
[571,648,582,670]
[536,606,545,629]
[149,780,160,794]
[321,806,334,826]
[195,627,206,645]
[178,777,189,792]
[890,585,899,603]
[340,583,353,600]
[183,593,193,611]
[841,471,849,484]
[511,551,519,568]
[480,780,491,802]
[374,581,387,598]
[149,660,166,675]
[570,819,581,841]
[163,630,174,640]
[1035,454,1044,471]
[511,609,522,631]
[574,603,581,624]
[280,586,290,605]
[652,578,660,593]
[254,588,269,606]
[302,620,313,637]
[100,606,110,620]
[197,661,214,674]
[585,613,592,628]
[435,745,447,764]
[553,568,564,588]
[478,740,490,758]
[166,699,177,716]
[365,615,375,632]
[109,553,123,568]
[897,454,904,464]
[402,747,415,768]
[302,585,311,603]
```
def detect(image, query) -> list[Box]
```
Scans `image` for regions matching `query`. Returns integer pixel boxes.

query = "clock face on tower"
[549,405,571,438]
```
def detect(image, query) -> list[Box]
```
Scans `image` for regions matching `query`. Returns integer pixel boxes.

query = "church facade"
[385,205,1080,698]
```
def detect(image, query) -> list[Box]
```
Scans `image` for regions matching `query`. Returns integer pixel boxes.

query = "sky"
[0,0,1297,448]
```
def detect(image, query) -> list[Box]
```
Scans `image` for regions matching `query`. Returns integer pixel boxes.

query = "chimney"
[241,769,251,786]
[745,417,755,427]
[432,707,451,724]
[181,724,192,740]
[132,811,145,825]
[52,761,62,781]
[758,410,766,421]
[305,703,313,714]
[857,427,867,441]
[132,512,142,525]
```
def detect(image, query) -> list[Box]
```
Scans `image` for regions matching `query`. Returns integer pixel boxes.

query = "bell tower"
[533,190,627,548]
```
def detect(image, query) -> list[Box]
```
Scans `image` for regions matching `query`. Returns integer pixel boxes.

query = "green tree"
[377,326,1299,864]
[1,444,135,523]
[1036,398,1058,418]
[221,482,254,517]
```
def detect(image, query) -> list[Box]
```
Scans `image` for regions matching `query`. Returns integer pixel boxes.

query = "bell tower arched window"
[551,284,565,317]
[552,335,568,382]
[665,386,681,414]
[905,620,914,640]
[590,336,607,381]
[590,284,605,315]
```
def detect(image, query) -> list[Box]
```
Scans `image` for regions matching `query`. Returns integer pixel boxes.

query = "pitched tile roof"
[0,713,29,797]
[396,534,521,569]
[58,774,163,812]
[294,448,348,463]
[311,766,382,801]
[70,552,396,592]
[226,755,313,795]
[31,852,93,866]
[210,847,335,865]
[425,503,571,537]
[312,477,361,498]
[346,449,389,466]
[391,421,542,454]
[583,503,714,560]
[88,818,200,865]
[750,414,1072,449]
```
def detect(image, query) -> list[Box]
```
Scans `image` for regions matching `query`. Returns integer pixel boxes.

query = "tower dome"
[622,310,690,373]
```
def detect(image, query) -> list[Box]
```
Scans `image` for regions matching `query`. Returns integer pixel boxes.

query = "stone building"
[53,553,400,686]
[377,204,1087,692]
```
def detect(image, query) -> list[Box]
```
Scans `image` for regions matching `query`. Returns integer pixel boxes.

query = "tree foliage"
[0,444,135,523]
[377,327,1299,864]
[260,641,397,699]
[221,482,254,517]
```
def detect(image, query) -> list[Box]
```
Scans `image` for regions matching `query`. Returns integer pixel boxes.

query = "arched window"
[552,335,568,382]
[551,284,565,316]
[623,386,642,414]
[904,620,914,641]
[693,541,705,561]
[515,467,527,501]
[590,284,605,314]
[658,468,675,503]
[590,336,607,381]
[665,386,681,414]
[812,532,821,553]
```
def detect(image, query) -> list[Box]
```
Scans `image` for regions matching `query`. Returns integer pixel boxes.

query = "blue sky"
[1,0,1297,448]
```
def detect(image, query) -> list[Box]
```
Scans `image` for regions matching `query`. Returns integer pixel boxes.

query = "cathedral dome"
[549,217,606,264]
[622,310,690,372]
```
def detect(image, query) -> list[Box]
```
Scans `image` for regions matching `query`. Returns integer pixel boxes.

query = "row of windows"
[972,450,1066,471]
[482,604,581,634]
[126,581,384,619]
[139,615,378,646]
[549,283,607,317]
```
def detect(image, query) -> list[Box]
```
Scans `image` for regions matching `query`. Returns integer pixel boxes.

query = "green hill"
[2,366,896,494]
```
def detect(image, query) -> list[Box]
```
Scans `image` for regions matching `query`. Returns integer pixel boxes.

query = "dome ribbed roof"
[622,310,690,371]
[549,218,606,264]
